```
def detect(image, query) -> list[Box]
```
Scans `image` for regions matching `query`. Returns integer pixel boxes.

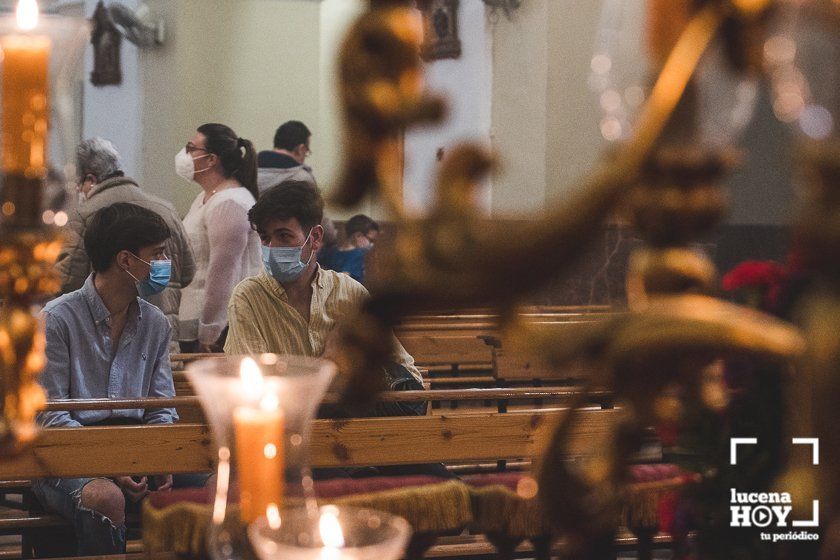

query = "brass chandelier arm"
[333,4,743,419]
[624,3,724,165]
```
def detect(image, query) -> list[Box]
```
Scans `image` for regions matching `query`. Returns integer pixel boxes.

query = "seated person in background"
[225,182,419,382]
[256,120,317,193]
[319,214,379,284]
[34,203,178,555]
[57,138,195,347]
[225,183,445,479]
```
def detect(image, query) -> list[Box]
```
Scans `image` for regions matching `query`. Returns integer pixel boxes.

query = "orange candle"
[0,0,50,225]
[233,399,285,524]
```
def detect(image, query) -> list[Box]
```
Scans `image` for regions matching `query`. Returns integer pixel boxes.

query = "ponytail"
[197,123,259,201]
[235,137,258,200]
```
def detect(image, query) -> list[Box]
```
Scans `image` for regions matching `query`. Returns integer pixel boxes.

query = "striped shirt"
[224,267,422,383]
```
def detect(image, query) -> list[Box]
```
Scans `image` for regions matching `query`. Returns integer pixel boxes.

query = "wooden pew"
[169,307,618,386]
[45,385,614,423]
[395,308,618,381]
[398,335,494,374]
[169,353,609,416]
[0,392,624,558]
[0,406,614,479]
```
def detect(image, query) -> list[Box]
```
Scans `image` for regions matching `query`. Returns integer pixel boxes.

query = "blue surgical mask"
[262,230,314,284]
[125,254,172,297]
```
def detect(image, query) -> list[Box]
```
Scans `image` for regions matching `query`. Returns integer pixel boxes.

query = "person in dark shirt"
[256,120,316,193]
[320,214,379,284]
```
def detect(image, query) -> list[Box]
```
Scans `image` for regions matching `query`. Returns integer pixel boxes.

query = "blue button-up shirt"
[38,274,178,427]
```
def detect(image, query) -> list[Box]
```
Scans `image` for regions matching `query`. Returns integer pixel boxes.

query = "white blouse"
[178,186,262,344]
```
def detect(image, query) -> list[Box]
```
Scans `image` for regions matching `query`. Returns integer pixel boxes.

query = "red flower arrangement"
[721,260,788,310]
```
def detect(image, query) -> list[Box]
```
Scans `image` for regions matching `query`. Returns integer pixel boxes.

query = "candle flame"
[16,0,39,31]
[263,443,277,459]
[260,393,279,412]
[240,357,265,400]
[266,503,282,530]
[319,506,345,548]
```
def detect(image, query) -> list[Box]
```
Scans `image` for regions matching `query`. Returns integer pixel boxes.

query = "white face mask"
[175,148,211,183]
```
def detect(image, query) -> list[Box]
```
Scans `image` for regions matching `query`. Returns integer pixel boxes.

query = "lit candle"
[1,0,50,225]
[319,506,349,560]
[233,358,285,524]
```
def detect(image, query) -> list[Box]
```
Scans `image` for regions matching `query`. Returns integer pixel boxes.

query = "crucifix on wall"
[89,1,166,87]
[418,0,462,61]
[90,1,123,86]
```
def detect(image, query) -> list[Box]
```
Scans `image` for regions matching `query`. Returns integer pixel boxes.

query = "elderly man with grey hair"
[57,138,195,344]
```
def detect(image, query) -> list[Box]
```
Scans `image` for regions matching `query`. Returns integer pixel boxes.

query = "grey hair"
[76,137,122,180]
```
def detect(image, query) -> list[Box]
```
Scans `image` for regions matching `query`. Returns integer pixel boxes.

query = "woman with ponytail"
[176,123,262,353]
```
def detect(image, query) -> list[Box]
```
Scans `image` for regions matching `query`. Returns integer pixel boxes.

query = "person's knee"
[80,479,125,527]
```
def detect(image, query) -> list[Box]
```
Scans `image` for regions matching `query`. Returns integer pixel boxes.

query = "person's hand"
[198,343,216,354]
[116,476,150,503]
[153,474,173,492]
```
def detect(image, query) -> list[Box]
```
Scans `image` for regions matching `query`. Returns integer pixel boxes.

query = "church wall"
[78,0,143,183]
[214,0,322,189]
[488,0,549,215]
[61,0,796,226]
[403,0,493,214]
[544,1,605,211]
[138,0,228,213]
[318,0,367,219]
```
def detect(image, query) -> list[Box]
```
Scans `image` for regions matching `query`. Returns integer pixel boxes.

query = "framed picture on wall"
[418,0,462,61]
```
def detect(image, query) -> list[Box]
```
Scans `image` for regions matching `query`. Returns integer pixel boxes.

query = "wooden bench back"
[170,308,617,374]
[397,313,617,371]
[399,335,493,368]
[43,385,613,421]
[0,405,616,479]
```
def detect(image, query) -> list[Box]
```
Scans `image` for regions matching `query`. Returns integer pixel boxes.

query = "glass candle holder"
[248,505,412,560]
[0,2,89,225]
[186,355,337,560]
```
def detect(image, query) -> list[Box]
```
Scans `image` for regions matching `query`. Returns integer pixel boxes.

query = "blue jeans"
[31,474,211,555]
[31,477,127,555]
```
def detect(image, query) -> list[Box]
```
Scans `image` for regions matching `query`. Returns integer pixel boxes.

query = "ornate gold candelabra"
[331,0,819,556]
[0,227,57,453]
[0,6,88,454]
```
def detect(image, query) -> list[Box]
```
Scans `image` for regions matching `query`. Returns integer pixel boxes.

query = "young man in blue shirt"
[34,202,177,555]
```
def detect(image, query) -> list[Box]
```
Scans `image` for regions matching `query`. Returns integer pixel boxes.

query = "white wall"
[403,0,493,214]
[139,0,227,212]
[312,0,370,217]
[319,0,366,219]
[545,1,605,207]
[489,0,549,215]
[217,0,322,172]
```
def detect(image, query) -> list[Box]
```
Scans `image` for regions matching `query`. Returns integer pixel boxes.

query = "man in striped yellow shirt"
[224,182,422,385]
